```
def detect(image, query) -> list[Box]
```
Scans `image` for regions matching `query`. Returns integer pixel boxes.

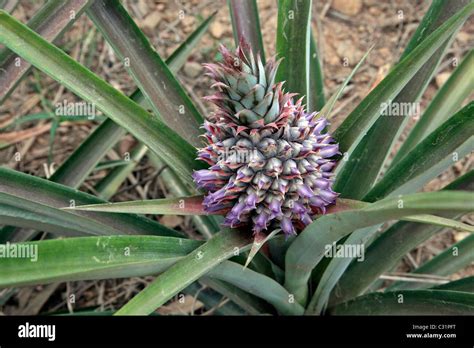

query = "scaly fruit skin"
[193,44,338,236]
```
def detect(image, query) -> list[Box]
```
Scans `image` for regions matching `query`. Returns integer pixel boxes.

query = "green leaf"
[0,112,103,131]
[388,233,474,291]
[187,282,248,316]
[0,236,201,288]
[328,290,474,315]
[50,117,131,188]
[0,192,143,237]
[268,199,366,271]
[0,233,294,314]
[93,160,131,172]
[329,170,474,306]
[392,49,474,165]
[306,225,375,315]
[0,10,203,187]
[0,0,90,103]
[115,229,252,315]
[68,195,215,215]
[0,226,16,244]
[319,46,372,120]
[307,32,325,112]
[364,101,474,202]
[207,260,304,315]
[275,0,312,99]
[284,190,474,305]
[244,229,281,268]
[233,248,280,280]
[87,0,204,147]
[401,1,470,57]
[94,142,148,200]
[306,213,473,314]
[334,0,471,199]
[403,214,474,232]
[182,282,248,316]
[147,152,221,239]
[0,167,181,237]
[432,277,474,293]
[333,2,474,157]
[201,277,272,315]
[4,91,141,244]
[228,0,265,60]
[53,12,215,192]
[323,103,473,309]
[0,201,101,237]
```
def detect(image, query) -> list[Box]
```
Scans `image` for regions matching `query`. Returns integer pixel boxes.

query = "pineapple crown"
[193,44,339,236]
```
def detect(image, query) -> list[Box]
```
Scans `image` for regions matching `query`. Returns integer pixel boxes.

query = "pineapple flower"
[193,43,339,237]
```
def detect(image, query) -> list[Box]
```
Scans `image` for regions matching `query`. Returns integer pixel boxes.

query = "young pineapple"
[193,44,339,236]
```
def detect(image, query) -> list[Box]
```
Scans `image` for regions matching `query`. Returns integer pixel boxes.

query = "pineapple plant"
[0,0,473,318]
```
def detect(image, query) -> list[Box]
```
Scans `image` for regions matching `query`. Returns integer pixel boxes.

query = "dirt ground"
[0,0,472,315]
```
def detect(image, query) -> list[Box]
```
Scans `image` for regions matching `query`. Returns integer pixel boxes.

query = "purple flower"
[194,45,339,236]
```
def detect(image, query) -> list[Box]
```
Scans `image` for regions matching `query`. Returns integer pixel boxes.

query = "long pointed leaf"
[0,236,201,288]
[275,0,312,99]
[307,32,325,112]
[0,0,90,103]
[53,12,216,190]
[392,49,474,165]
[307,214,474,314]
[228,0,265,59]
[388,233,474,291]
[49,113,134,187]
[0,10,203,186]
[207,260,304,315]
[432,277,474,292]
[284,191,474,305]
[364,102,473,202]
[87,0,204,146]
[333,2,474,157]
[69,195,214,215]
[115,229,252,315]
[201,277,271,315]
[0,234,296,314]
[320,46,372,120]
[147,152,221,239]
[94,142,148,200]
[329,290,474,315]
[0,194,123,236]
[0,167,180,237]
[334,0,470,199]
[328,170,474,306]
[0,202,100,236]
